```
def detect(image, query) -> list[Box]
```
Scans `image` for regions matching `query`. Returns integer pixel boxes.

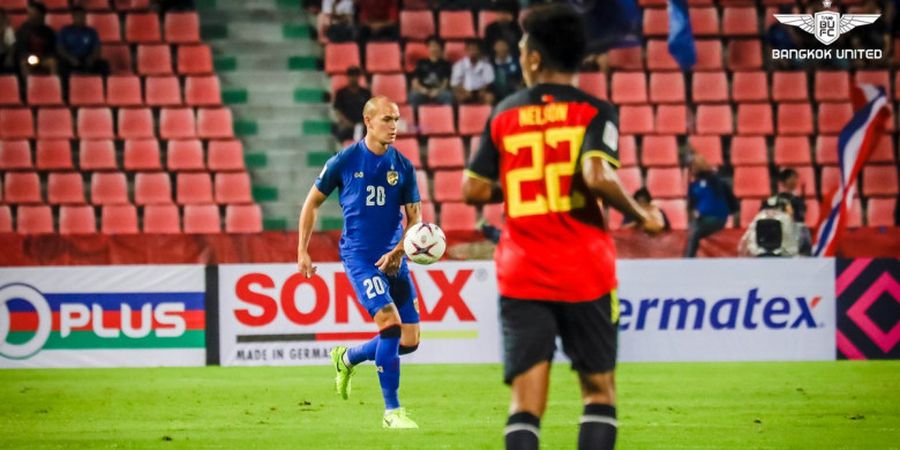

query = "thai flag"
[812,85,890,257]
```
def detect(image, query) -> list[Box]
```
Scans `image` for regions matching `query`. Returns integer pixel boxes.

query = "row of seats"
[1,75,221,107]
[2,170,252,205]
[99,43,213,75]
[0,0,152,11]
[7,11,200,44]
[635,0,865,7]
[0,138,245,172]
[0,203,262,234]
[0,107,234,139]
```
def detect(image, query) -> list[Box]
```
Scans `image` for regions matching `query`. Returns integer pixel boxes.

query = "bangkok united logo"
[774,0,880,46]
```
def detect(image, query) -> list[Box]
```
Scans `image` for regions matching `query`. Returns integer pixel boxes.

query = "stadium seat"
[0,140,32,169]
[48,172,86,204]
[402,41,428,72]
[167,139,204,171]
[655,105,687,134]
[35,139,73,170]
[225,204,262,233]
[776,102,814,136]
[107,75,143,106]
[400,10,435,40]
[197,108,234,139]
[657,199,688,230]
[730,136,767,166]
[214,172,252,204]
[177,44,214,75]
[814,136,838,166]
[739,199,760,227]
[164,11,200,43]
[87,12,121,42]
[124,139,162,171]
[27,76,63,106]
[118,107,154,139]
[736,103,773,135]
[183,204,221,233]
[731,71,768,102]
[619,105,654,134]
[689,7,719,36]
[398,103,416,134]
[866,198,896,227]
[416,171,431,202]
[184,76,222,106]
[722,6,758,36]
[611,72,647,104]
[818,102,853,134]
[0,75,20,105]
[324,42,361,75]
[727,39,762,71]
[68,76,105,106]
[160,108,197,139]
[418,201,435,223]
[733,166,771,198]
[468,135,481,158]
[142,204,180,233]
[439,10,475,39]
[59,205,97,234]
[848,198,863,228]
[82,0,111,10]
[482,202,504,227]
[41,0,70,10]
[37,108,74,139]
[433,170,464,202]
[607,46,643,70]
[114,0,150,11]
[135,172,173,205]
[79,139,117,170]
[789,165,816,199]
[125,12,162,43]
[101,204,139,234]
[646,40,679,71]
[691,71,728,103]
[820,165,842,196]
[365,42,402,73]
[688,135,723,166]
[394,137,420,168]
[137,44,173,75]
[641,135,679,167]
[444,41,467,64]
[101,43,132,74]
[145,76,182,106]
[645,168,685,198]
[862,165,898,196]
[607,208,624,230]
[458,104,491,136]
[427,137,465,169]
[16,205,54,234]
[619,135,637,167]
[854,70,890,98]
[207,140,245,171]
[439,202,477,231]
[371,73,407,104]
[176,172,213,204]
[694,40,723,70]
[695,105,732,135]
[869,135,895,163]
[773,136,812,166]
[4,172,41,203]
[643,8,668,37]
[76,107,114,139]
[771,71,808,102]
[616,167,643,193]
[814,71,850,101]
[0,205,11,233]
[577,72,607,100]
[0,108,34,139]
[90,171,128,205]
[417,105,455,135]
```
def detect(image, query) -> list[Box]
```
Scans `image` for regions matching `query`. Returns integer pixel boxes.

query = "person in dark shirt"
[357,0,398,43]
[623,188,671,231]
[57,7,109,77]
[768,167,811,255]
[409,36,453,110]
[14,3,57,77]
[685,155,737,257]
[332,66,372,142]
[490,38,522,101]
[483,6,521,56]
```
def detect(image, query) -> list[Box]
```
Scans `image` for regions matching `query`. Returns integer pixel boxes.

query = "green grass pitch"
[1,361,897,449]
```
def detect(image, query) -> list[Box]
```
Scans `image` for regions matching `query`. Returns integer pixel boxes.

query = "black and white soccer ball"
[403,222,446,265]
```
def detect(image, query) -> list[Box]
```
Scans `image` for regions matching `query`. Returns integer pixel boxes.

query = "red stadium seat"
[804,200,820,228]
[646,40,679,71]
[68,76,105,106]
[197,108,234,139]
[616,167,643,193]
[365,41,402,73]
[35,139,73,170]
[4,172,41,203]
[848,198,863,228]
[27,75,63,106]
[48,172,86,205]
[0,140,32,169]
[619,105,654,134]
[814,71,850,102]
[439,10,475,40]
[101,44,132,74]
[688,135,723,166]
[371,73,407,104]
[37,108,73,139]
[739,199,759,227]
[135,172,173,205]
[164,11,200,43]
[0,75,20,105]
[643,8,668,37]
[611,72,647,104]
[862,165,898,197]
[145,76,182,106]
[114,0,151,11]
[607,46,643,70]
[618,135,637,167]
[325,42,361,75]
[185,76,222,106]
[646,168,685,198]
[400,10,435,40]
[477,10,503,37]
[16,205,54,234]
[789,165,816,199]
[118,107,154,139]
[394,137,420,168]
[776,102,814,136]
[733,166,771,198]
[0,108,33,139]
[772,71,808,102]
[225,204,262,233]
[641,135,679,167]
[176,172,213,204]
[403,41,428,72]
[691,71,728,103]
[87,12,121,42]
[207,140,245,171]
[866,198,896,227]
[726,39,762,71]
[77,107,114,139]
[731,71,768,102]
[107,75,143,106]
[818,102,853,134]
[91,171,128,204]
[183,204,221,233]
[167,139,204,171]
[736,103,773,135]
[439,202,477,231]
[416,171,431,202]
[0,206,11,233]
[214,172,252,204]
[433,170,464,202]
[695,105,732,135]
[81,0,110,10]
[79,139,117,170]
[694,40,723,70]
[160,107,197,139]
[177,44,213,75]
[125,12,161,43]
[137,44,173,75]
[124,139,162,171]
[42,0,69,10]
[869,134,895,163]
[419,201,436,223]
[577,72,607,100]
[444,42,466,65]
[607,208,624,230]
[815,136,838,166]
[657,199,688,230]
[820,166,842,197]
[722,6,758,36]
[398,103,416,134]
[59,205,97,234]
[101,204,139,234]
[689,7,719,36]
[730,136,768,166]
[143,204,181,233]
[458,104,491,136]
[427,137,465,169]
[655,104,687,134]
[854,70,890,98]
[417,105,455,136]
[773,136,812,166]
[482,203,504,227]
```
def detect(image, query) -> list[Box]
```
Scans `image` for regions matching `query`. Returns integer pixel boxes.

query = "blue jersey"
[315,140,420,262]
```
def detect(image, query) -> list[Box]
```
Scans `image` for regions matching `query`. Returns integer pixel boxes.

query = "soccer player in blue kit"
[297,96,422,429]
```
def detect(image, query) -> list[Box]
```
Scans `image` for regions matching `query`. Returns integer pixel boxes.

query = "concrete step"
[203,22,311,43]
[199,0,302,12]
[230,104,331,122]
[218,71,329,88]
[199,9,309,25]
[208,40,321,56]
[259,201,343,231]
[212,54,320,73]
[234,118,332,139]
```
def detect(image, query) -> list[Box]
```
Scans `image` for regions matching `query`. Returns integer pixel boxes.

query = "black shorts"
[500,293,618,385]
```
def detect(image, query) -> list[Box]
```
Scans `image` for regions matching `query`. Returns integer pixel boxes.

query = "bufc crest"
[387,170,399,186]
[774,1,880,46]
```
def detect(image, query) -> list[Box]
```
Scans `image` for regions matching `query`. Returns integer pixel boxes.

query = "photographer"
[739,196,801,257]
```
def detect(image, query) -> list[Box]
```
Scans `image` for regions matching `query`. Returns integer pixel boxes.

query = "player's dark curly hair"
[521,3,586,73]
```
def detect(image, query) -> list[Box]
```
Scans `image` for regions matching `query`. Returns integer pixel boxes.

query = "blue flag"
[570,0,642,53]
[667,0,696,70]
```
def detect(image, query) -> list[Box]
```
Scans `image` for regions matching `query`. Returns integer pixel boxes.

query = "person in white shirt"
[451,38,495,105]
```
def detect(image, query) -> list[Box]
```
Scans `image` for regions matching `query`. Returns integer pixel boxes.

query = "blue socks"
[347,336,379,366]
[375,325,401,410]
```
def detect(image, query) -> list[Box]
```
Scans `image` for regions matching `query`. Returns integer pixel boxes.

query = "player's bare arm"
[462,175,503,205]
[297,186,328,278]
[582,156,664,234]
[375,201,422,276]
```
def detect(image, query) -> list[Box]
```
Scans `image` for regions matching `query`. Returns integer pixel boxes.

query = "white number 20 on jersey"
[363,276,386,299]
[366,185,386,206]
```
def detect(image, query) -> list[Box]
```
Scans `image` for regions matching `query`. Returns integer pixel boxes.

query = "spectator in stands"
[320,0,355,42]
[332,66,372,142]
[451,39,495,105]
[768,167,811,254]
[685,155,737,257]
[766,5,805,70]
[357,0,399,43]
[849,0,889,67]
[14,2,57,77]
[623,188,670,231]
[490,37,522,101]
[409,36,453,110]
[0,11,15,73]
[57,7,109,78]
[483,3,521,56]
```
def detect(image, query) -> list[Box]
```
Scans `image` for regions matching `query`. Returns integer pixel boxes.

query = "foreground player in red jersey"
[462,4,663,449]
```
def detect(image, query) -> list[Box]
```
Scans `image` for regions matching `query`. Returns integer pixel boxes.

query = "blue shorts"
[343,258,420,324]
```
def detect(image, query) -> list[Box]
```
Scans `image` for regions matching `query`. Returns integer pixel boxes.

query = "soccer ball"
[403,222,446,265]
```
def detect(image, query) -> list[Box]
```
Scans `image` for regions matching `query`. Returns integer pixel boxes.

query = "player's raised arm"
[297,185,328,278]
[582,156,663,233]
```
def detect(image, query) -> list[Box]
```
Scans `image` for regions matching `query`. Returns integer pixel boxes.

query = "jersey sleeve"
[580,102,620,169]
[465,118,500,182]
[314,153,343,196]
[401,163,421,205]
